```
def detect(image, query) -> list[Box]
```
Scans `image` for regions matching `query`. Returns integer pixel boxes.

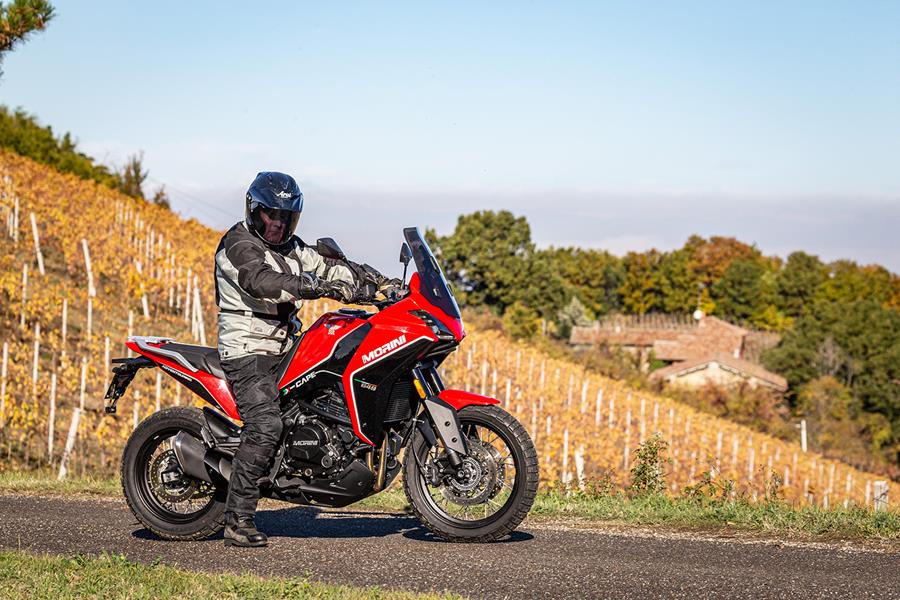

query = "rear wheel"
[121,407,226,540]
[403,405,539,542]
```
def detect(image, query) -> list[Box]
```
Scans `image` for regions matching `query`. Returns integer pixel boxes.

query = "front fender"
[437,389,500,411]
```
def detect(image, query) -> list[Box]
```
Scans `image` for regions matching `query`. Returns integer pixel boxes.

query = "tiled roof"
[572,316,747,355]
[648,353,788,391]
[652,317,745,361]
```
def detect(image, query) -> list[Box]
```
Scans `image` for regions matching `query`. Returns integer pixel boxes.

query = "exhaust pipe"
[173,431,232,484]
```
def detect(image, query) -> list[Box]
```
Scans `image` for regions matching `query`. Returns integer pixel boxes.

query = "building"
[570,314,787,392]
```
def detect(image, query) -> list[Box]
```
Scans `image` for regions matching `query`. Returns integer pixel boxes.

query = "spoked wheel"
[404,405,539,542]
[121,407,226,540]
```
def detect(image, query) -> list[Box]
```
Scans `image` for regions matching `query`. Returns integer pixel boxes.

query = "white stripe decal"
[345,335,433,446]
[158,362,224,411]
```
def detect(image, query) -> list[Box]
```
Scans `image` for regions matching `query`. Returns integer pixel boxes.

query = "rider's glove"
[320,279,355,303]
[378,277,403,292]
[295,272,322,300]
[350,282,379,304]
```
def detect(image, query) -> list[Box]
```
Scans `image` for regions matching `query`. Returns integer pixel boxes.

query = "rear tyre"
[121,407,226,541]
[403,405,539,542]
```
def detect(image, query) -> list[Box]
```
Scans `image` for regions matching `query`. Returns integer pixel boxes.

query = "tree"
[688,235,759,286]
[151,185,171,209]
[502,301,541,340]
[657,248,699,313]
[0,0,53,74]
[619,250,663,314]
[541,247,624,315]
[711,258,767,324]
[797,376,891,467]
[117,152,148,199]
[556,295,593,339]
[817,260,894,305]
[764,299,900,463]
[0,106,119,188]
[775,251,826,318]
[428,210,565,320]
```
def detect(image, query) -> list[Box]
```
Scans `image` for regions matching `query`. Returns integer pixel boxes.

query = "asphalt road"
[0,494,897,599]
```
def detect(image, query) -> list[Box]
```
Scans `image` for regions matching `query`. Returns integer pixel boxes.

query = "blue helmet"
[245,172,304,246]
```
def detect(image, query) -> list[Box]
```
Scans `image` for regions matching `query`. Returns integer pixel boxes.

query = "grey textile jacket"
[214,222,354,359]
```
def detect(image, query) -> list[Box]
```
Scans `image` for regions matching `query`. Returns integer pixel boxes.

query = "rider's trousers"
[221,353,284,518]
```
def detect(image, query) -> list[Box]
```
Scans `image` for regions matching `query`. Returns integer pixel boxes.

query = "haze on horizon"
[2,1,898,274]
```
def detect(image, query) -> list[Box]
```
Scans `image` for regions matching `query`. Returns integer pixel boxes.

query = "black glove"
[350,282,379,304]
[295,272,321,300]
[379,277,403,292]
[320,279,355,303]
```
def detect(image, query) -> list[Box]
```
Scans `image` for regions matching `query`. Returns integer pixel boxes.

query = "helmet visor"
[251,203,301,246]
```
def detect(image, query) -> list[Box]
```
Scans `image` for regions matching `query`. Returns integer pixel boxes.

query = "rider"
[214,171,389,547]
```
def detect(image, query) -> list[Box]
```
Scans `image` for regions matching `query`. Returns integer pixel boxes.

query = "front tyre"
[121,407,226,541]
[404,405,539,542]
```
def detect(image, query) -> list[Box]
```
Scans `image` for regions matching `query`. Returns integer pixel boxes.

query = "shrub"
[629,434,670,496]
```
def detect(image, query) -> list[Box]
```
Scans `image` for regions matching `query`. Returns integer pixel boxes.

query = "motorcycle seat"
[159,342,226,380]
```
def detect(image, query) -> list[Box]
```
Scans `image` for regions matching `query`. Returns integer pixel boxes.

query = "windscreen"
[403,227,462,320]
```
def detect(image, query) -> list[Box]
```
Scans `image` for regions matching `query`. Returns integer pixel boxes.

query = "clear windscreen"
[403,227,462,320]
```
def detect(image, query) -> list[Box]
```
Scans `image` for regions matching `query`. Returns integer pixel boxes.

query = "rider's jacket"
[214,222,355,359]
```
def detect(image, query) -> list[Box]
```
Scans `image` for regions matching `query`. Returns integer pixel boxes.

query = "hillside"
[0,149,895,509]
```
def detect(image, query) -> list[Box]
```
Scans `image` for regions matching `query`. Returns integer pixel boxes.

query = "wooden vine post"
[82,239,96,340]
[30,212,45,275]
[57,408,82,481]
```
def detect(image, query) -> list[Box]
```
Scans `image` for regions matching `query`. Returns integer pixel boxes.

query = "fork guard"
[420,390,500,458]
[437,389,501,410]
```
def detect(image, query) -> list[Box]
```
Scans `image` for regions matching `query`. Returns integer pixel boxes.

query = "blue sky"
[2,1,899,273]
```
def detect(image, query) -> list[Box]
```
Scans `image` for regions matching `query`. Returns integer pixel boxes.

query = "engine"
[283,416,355,478]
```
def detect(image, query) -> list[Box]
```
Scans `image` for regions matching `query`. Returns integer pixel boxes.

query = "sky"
[2,1,899,274]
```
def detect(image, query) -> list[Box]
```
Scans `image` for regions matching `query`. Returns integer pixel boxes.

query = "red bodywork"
[125,338,240,420]
[130,272,494,442]
[438,389,501,410]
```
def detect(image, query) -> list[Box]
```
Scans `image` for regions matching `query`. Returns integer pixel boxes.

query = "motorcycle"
[105,227,539,543]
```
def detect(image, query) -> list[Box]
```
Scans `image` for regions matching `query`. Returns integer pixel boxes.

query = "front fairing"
[402,227,465,341]
[406,273,465,341]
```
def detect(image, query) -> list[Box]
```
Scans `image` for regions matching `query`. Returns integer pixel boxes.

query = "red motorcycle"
[106,227,539,543]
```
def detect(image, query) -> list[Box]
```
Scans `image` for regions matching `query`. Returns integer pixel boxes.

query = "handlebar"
[349,285,410,310]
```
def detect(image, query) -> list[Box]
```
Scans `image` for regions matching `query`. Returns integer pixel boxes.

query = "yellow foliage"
[0,150,895,509]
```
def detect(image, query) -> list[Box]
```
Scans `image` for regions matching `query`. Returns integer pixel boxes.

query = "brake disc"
[149,449,197,504]
[440,441,499,506]
[484,443,508,499]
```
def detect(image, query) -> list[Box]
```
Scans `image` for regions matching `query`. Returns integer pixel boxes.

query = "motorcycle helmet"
[245,171,304,246]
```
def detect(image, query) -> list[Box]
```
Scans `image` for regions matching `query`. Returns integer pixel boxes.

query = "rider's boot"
[223,512,268,547]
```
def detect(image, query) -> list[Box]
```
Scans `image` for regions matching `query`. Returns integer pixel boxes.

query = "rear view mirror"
[399,242,412,266]
[399,242,412,286]
[316,238,346,260]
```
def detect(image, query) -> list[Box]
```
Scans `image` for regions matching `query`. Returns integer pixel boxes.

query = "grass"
[531,490,900,540]
[0,550,460,600]
[0,469,120,496]
[1,470,898,542]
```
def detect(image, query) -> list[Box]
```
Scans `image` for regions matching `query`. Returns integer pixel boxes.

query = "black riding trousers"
[221,353,283,517]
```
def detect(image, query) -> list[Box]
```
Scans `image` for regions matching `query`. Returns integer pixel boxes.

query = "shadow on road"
[132,505,533,543]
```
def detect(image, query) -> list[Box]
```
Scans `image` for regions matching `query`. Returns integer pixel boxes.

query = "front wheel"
[403,405,539,542]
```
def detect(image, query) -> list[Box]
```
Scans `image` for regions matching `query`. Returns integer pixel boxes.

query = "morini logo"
[361,334,408,364]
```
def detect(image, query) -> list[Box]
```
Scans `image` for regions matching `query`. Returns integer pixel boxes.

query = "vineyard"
[0,149,896,509]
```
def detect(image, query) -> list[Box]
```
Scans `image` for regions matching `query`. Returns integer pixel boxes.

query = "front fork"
[411,365,467,469]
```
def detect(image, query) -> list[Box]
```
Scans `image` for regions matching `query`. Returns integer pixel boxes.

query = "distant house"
[570,314,786,392]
